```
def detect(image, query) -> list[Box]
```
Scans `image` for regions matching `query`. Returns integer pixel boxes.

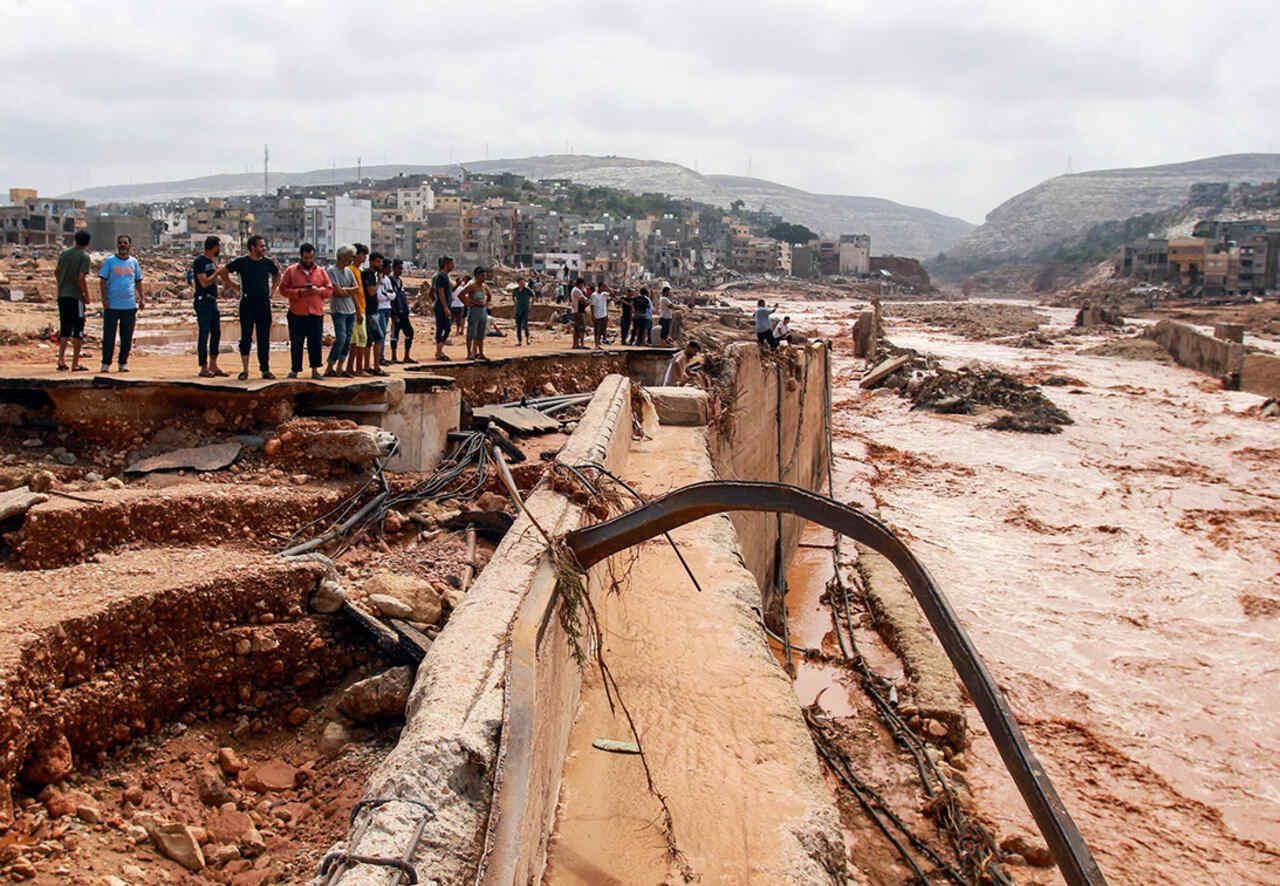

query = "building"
[302,195,372,259]
[85,213,153,249]
[1118,237,1169,281]
[0,189,87,247]
[813,240,840,276]
[731,237,791,275]
[837,234,871,275]
[791,244,816,278]
[532,252,582,279]
[395,183,435,221]
[185,199,254,251]
[420,210,462,267]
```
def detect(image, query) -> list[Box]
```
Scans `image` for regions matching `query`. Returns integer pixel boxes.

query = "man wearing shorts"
[54,229,91,372]
[458,267,491,360]
[570,279,588,349]
[227,235,280,380]
[432,256,454,361]
[658,285,675,343]
[346,244,370,375]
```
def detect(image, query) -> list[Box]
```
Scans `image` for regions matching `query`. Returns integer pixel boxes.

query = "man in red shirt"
[279,243,333,379]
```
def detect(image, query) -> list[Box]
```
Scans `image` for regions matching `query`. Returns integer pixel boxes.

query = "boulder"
[20,734,72,786]
[337,667,414,722]
[205,809,265,855]
[367,593,413,619]
[311,578,346,614]
[1000,832,1053,868]
[242,760,299,793]
[146,821,206,872]
[364,573,443,624]
[196,767,232,806]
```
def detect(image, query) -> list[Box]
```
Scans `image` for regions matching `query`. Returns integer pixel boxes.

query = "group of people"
[51,233,697,378]
[565,282,679,350]
[191,237,417,380]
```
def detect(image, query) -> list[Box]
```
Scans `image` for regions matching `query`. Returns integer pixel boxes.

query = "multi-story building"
[731,236,791,275]
[185,199,255,251]
[0,189,87,247]
[791,244,816,278]
[85,212,153,249]
[1118,237,1170,281]
[395,183,435,221]
[421,210,462,266]
[302,195,372,259]
[838,234,871,275]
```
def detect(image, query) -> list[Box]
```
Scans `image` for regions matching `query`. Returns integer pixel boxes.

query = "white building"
[532,252,582,277]
[395,183,436,222]
[838,234,871,276]
[303,195,372,258]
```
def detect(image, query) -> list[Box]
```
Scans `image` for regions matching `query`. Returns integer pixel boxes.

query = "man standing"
[619,286,633,346]
[432,255,454,361]
[325,245,359,377]
[754,298,778,349]
[570,278,588,349]
[360,252,387,376]
[98,234,144,373]
[192,235,228,377]
[386,259,415,363]
[227,235,280,380]
[590,281,610,349]
[512,275,533,346]
[457,267,492,360]
[280,243,333,379]
[373,252,396,368]
[632,288,653,345]
[658,285,676,344]
[54,229,91,372]
[346,244,370,376]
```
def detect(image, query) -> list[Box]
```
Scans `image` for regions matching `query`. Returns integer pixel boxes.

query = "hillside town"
[0,174,893,291]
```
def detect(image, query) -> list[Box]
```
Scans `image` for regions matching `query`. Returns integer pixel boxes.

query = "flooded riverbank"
[745,295,1280,883]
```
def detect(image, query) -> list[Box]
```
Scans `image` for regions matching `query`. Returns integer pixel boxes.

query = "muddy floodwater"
[741,296,1280,883]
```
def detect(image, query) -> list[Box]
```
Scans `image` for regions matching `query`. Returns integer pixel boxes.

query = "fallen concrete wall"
[1144,319,1243,379]
[322,375,633,886]
[707,341,831,627]
[1241,351,1280,398]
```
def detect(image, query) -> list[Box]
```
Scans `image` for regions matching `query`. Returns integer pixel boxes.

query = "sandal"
[56,363,69,372]
[237,371,249,381]
[72,365,88,372]
[212,369,229,377]
[199,369,216,378]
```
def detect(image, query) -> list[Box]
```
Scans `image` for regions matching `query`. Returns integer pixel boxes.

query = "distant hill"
[945,153,1280,267]
[62,155,974,259]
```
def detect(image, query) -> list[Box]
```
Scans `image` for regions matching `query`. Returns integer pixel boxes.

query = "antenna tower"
[263,144,269,196]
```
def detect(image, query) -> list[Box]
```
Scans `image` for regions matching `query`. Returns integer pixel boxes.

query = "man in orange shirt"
[279,243,333,379]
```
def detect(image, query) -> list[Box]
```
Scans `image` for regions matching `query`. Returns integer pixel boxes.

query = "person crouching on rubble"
[663,340,702,385]
[280,243,333,379]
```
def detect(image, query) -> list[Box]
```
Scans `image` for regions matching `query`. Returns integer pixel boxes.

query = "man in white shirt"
[773,315,792,345]
[590,283,610,349]
[658,285,676,343]
[663,340,701,386]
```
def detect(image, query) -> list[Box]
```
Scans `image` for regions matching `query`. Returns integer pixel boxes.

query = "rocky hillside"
[945,153,1280,267]
[63,155,973,259]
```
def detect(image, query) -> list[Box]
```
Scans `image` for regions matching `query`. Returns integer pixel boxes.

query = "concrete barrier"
[707,341,831,628]
[323,375,633,886]
[1144,319,1243,379]
[1241,351,1280,398]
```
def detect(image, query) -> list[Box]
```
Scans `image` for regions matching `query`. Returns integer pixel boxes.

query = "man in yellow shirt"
[346,243,369,375]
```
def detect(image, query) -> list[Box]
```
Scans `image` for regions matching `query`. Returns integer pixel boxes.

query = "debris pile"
[881,301,1048,340]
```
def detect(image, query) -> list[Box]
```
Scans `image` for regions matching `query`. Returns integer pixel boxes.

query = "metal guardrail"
[563,480,1107,886]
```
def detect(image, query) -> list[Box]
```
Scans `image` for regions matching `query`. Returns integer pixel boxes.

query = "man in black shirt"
[226,235,281,380]
[432,255,454,361]
[191,235,229,377]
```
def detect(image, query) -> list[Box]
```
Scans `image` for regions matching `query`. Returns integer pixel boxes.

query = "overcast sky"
[2,0,1276,222]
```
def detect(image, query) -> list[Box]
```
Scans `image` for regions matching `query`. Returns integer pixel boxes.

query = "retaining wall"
[1144,319,1243,379]
[1241,351,1280,398]
[324,374,634,886]
[707,341,832,627]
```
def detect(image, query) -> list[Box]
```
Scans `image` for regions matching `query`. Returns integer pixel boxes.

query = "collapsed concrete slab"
[645,385,709,426]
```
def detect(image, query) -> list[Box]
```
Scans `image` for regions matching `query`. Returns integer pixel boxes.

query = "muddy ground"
[751,291,1280,884]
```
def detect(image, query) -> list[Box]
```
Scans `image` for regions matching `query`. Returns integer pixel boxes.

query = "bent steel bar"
[563,480,1107,886]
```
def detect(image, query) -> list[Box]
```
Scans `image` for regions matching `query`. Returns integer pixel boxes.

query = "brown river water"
[737,296,1280,884]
